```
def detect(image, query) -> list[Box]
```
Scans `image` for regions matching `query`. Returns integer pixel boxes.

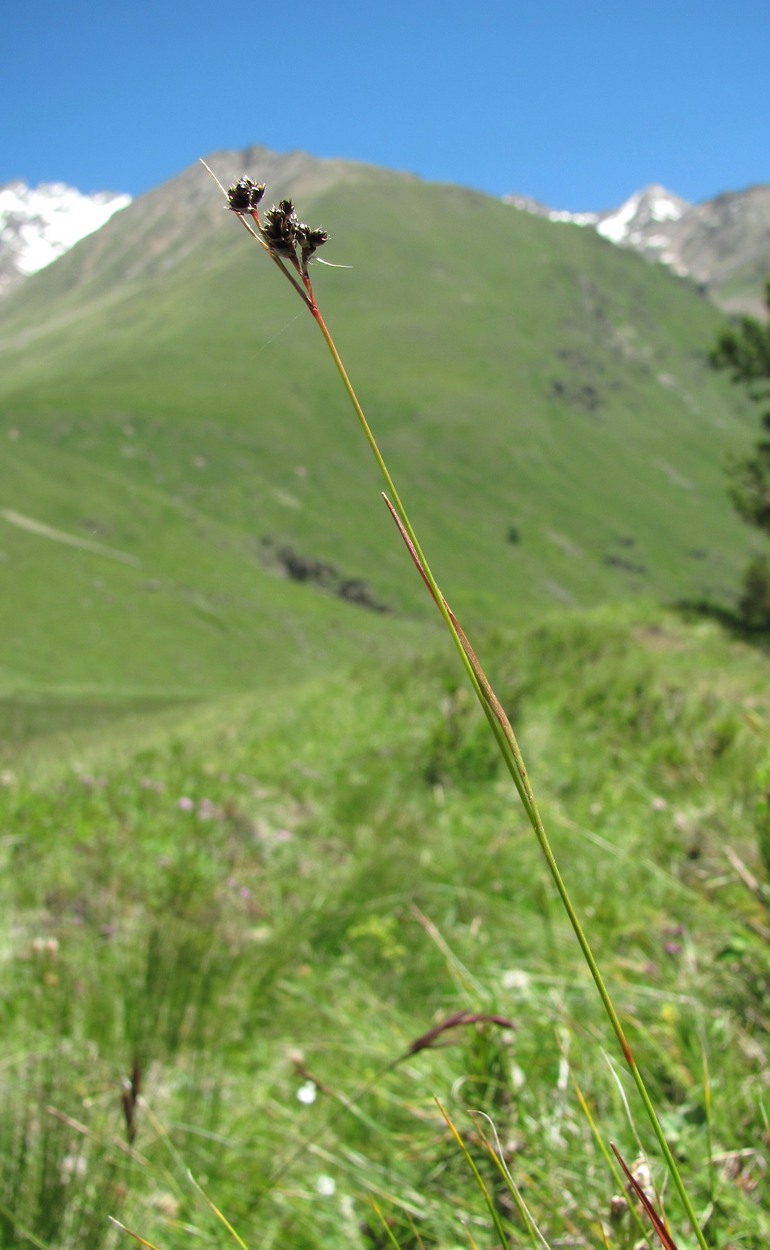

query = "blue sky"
[3,0,768,211]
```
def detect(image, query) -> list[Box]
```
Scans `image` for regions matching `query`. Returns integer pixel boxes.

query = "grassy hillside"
[0,151,760,701]
[1,603,769,1248]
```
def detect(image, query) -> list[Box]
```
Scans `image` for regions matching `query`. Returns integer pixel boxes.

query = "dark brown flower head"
[227,177,266,214]
[262,199,302,256]
[297,224,330,269]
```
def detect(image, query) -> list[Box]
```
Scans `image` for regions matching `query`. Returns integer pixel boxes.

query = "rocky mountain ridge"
[505,183,770,313]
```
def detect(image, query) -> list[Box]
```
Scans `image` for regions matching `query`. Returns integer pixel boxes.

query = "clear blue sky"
[3,0,768,211]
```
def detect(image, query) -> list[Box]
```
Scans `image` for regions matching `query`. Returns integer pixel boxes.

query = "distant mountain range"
[2,166,769,316]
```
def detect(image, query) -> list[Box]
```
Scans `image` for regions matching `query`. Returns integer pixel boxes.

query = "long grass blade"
[108,1217,163,1250]
[436,1100,511,1249]
[469,1110,549,1250]
[187,1169,250,1250]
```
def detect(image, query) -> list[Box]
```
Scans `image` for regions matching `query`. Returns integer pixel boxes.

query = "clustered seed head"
[227,177,329,274]
[297,224,330,269]
[261,199,302,256]
[227,177,266,214]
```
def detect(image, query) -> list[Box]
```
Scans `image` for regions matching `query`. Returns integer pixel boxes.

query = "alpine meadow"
[0,146,768,1249]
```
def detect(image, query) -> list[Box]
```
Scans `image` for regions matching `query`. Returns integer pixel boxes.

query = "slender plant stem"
[306,303,512,776]
[217,180,709,1247]
[303,288,708,1250]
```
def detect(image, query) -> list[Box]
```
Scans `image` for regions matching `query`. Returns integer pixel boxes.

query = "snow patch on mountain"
[0,180,131,296]
[595,185,689,246]
[501,192,599,227]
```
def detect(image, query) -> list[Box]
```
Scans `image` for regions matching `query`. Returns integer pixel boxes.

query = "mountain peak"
[595,185,690,245]
[0,180,131,297]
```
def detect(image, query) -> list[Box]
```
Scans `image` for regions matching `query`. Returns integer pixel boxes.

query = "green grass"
[1,602,769,1248]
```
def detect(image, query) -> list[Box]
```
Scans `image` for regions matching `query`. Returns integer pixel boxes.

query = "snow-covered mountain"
[0,180,131,297]
[594,185,690,253]
[505,183,770,313]
[505,185,691,259]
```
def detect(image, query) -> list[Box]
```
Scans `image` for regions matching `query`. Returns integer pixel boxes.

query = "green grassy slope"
[0,152,758,699]
[0,434,420,695]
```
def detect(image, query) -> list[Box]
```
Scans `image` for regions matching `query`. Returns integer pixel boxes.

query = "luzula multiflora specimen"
[208,164,710,1250]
